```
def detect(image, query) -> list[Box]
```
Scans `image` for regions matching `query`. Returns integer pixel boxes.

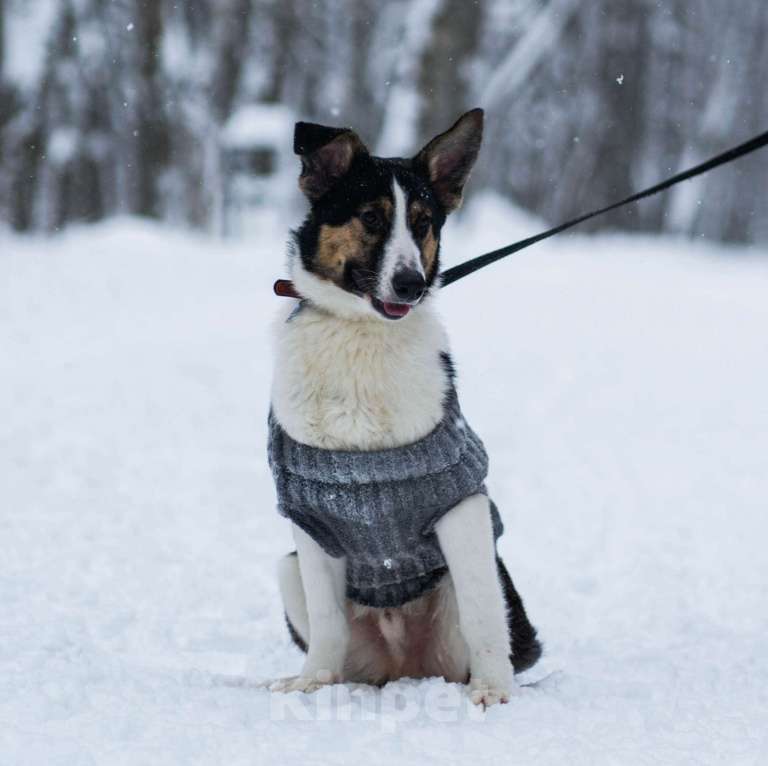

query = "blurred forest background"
[0,0,766,242]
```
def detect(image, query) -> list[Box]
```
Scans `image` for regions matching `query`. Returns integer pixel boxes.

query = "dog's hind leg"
[272,526,350,693]
[279,551,406,686]
[277,551,309,652]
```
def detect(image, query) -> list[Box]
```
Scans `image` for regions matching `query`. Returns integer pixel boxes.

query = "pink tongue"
[382,302,411,318]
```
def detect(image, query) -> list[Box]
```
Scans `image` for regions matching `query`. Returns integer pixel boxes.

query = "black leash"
[440,129,768,288]
[273,129,768,300]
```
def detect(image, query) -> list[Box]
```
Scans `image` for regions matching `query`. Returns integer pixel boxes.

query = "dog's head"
[290,109,483,321]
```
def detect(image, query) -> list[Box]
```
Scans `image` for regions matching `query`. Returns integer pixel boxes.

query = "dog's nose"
[391,269,426,303]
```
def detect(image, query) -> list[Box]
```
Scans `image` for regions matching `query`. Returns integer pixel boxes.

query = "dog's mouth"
[370,297,414,320]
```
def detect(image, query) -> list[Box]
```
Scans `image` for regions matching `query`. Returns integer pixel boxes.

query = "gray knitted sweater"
[268,387,503,608]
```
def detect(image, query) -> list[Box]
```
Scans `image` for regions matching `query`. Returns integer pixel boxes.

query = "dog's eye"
[412,214,431,238]
[360,210,382,230]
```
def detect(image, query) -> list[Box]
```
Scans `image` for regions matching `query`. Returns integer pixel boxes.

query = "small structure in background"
[220,103,295,237]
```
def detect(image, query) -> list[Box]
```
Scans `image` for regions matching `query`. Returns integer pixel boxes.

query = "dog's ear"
[412,109,484,212]
[294,122,368,201]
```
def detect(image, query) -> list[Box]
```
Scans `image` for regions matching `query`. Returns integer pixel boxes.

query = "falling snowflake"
[127,23,134,31]
[616,74,625,85]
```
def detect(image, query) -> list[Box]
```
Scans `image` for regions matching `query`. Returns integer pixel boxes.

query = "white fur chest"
[271,300,450,450]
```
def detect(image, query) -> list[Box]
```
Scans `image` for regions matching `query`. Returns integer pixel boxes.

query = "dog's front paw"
[468,668,517,709]
[269,669,337,694]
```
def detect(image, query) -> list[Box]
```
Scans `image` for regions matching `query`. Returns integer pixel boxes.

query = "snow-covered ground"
[2,202,768,765]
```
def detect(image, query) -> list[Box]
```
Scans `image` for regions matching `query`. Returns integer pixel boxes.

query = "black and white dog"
[270,109,540,707]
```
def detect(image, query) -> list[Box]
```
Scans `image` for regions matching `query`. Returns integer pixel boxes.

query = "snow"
[3,0,58,89]
[479,0,580,110]
[221,105,294,151]
[375,0,443,156]
[2,203,768,764]
[47,128,78,166]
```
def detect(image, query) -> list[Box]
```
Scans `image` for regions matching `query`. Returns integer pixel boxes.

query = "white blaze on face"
[378,179,423,300]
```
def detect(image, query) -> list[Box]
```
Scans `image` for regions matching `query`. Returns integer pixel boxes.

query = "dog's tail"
[496,557,543,674]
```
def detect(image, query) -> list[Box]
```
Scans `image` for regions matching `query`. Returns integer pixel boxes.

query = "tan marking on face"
[409,201,437,276]
[313,196,395,292]
[316,219,365,278]
[409,200,431,221]
[421,228,438,276]
[359,196,393,222]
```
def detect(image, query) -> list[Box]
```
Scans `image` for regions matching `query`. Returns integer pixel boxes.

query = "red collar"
[273,279,300,299]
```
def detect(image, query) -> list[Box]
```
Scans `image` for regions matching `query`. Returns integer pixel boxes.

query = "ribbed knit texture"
[268,387,503,608]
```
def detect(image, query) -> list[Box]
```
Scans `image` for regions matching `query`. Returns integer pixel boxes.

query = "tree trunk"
[211,0,253,122]
[0,0,5,77]
[417,0,484,141]
[133,0,169,218]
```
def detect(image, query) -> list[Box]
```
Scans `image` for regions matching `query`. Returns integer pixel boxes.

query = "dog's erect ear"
[412,108,484,212]
[294,122,368,201]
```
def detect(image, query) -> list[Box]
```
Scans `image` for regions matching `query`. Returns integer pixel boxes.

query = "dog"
[268,108,541,708]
